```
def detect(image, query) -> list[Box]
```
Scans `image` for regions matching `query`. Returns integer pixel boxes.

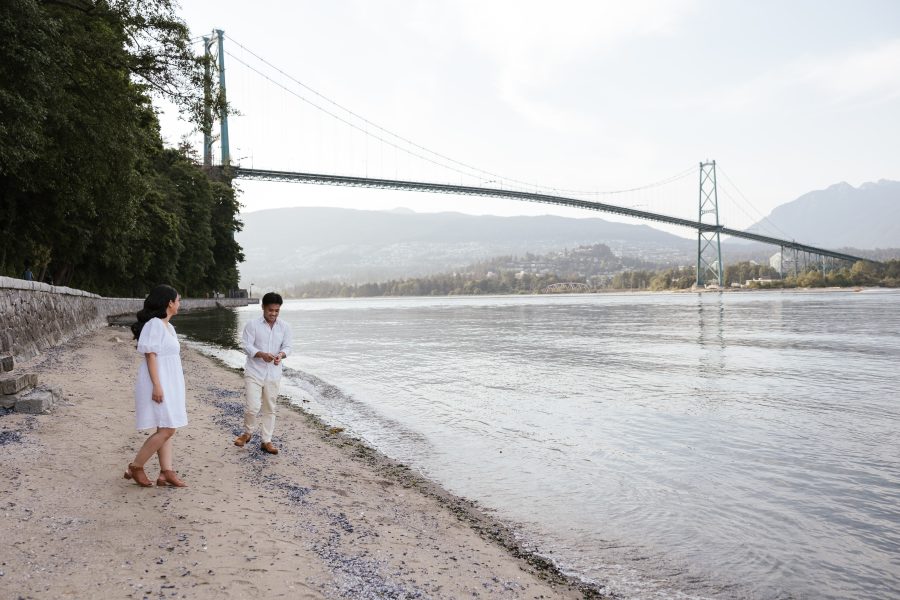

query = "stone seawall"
[0,277,254,362]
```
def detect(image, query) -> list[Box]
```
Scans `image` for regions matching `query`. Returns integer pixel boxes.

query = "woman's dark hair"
[261,292,283,306]
[131,284,179,339]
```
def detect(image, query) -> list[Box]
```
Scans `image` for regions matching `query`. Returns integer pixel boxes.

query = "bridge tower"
[202,35,213,167]
[202,30,231,168]
[696,161,723,287]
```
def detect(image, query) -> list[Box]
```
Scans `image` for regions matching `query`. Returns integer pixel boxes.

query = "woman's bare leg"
[157,434,176,471]
[133,428,176,467]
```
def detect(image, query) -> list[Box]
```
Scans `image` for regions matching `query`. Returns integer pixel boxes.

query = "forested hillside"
[237,207,694,287]
[0,0,243,297]
[286,242,900,298]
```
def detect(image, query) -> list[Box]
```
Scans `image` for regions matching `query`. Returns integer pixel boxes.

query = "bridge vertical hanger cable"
[225,45,700,204]
[212,36,876,268]
[717,167,792,239]
[221,35,698,201]
[717,188,761,236]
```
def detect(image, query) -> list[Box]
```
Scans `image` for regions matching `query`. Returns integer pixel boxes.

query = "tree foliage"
[0,0,241,296]
[284,255,899,299]
[724,261,779,286]
[778,260,900,289]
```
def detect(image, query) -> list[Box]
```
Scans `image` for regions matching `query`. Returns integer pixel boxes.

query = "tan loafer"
[260,441,279,455]
[234,432,252,447]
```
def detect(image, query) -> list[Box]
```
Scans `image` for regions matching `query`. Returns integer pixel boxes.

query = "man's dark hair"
[262,292,283,306]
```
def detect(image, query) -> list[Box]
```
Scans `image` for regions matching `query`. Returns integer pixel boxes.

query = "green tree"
[0,0,240,296]
[849,261,877,285]
[205,180,244,293]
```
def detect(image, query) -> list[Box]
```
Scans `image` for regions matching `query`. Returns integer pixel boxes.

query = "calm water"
[176,290,900,599]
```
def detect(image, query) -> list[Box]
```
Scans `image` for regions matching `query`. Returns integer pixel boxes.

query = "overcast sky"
[159,0,900,236]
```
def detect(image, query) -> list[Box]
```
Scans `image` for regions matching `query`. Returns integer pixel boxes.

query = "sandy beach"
[0,327,601,599]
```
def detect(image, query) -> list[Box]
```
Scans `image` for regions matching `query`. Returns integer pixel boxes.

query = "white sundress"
[134,317,187,430]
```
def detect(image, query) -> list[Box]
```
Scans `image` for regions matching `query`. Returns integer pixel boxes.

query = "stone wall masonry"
[0,277,254,362]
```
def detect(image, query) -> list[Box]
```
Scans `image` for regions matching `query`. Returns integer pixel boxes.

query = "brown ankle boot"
[234,432,252,447]
[260,441,279,455]
[156,469,187,487]
[124,463,153,487]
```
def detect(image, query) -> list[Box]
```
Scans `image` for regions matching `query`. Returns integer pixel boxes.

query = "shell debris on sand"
[0,327,608,599]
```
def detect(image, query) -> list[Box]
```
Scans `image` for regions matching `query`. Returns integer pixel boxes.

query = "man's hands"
[255,351,284,365]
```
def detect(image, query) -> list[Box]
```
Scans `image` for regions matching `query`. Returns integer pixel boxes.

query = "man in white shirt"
[234,292,293,454]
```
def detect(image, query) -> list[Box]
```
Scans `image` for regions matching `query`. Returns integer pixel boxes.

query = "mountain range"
[237,207,693,287]
[237,179,899,287]
[744,179,900,248]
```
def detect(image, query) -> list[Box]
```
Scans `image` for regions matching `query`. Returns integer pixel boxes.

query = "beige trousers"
[244,376,279,443]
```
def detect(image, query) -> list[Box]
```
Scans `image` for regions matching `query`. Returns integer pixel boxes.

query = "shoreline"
[280,284,886,301]
[196,341,605,597]
[0,327,605,599]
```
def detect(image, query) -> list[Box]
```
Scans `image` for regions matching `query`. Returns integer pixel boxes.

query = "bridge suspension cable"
[223,50,528,187]
[716,166,792,240]
[222,34,696,199]
[209,34,877,269]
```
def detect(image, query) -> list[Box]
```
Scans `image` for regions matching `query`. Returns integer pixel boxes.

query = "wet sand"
[0,328,604,599]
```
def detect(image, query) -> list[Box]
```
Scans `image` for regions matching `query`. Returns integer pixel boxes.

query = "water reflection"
[174,307,241,350]
[696,292,725,349]
[696,293,726,394]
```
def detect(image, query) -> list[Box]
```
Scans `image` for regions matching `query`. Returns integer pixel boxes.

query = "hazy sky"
[159,0,900,236]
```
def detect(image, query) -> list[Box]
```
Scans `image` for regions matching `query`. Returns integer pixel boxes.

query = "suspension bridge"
[197,30,875,287]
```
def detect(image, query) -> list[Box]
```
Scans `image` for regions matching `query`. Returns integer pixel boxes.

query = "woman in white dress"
[124,284,188,487]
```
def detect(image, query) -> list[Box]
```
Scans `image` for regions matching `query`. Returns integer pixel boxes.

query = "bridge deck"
[232,167,873,264]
